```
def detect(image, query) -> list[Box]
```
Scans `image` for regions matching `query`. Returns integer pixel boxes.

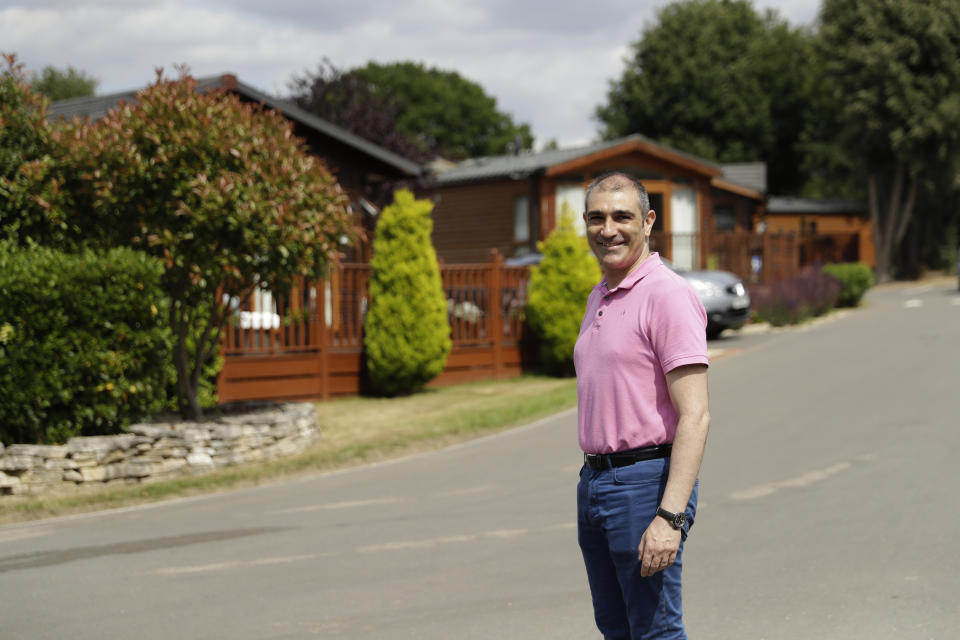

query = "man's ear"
[644,210,656,235]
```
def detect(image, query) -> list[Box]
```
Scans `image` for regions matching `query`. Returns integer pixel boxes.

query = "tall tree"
[816,0,960,282]
[289,59,426,162]
[30,65,98,100]
[595,0,815,194]
[290,60,534,161]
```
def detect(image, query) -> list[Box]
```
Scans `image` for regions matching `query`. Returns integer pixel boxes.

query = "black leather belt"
[584,444,672,470]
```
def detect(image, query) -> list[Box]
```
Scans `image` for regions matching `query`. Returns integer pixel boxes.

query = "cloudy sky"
[1,0,821,148]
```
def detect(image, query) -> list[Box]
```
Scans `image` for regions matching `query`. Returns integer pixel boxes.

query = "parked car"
[506,253,751,339]
[662,258,751,339]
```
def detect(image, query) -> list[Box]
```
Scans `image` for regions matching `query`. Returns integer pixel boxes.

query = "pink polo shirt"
[574,253,708,454]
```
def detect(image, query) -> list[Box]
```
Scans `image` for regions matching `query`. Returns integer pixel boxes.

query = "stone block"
[79,467,107,483]
[67,435,137,461]
[6,444,68,459]
[0,472,22,492]
[153,436,187,451]
[70,454,99,467]
[63,469,83,483]
[102,449,130,465]
[44,458,79,471]
[187,452,213,467]
[124,460,158,478]
[212,424,248,440]
[129,424,172,439]
[160,458,187,474]
[0,456,33,472]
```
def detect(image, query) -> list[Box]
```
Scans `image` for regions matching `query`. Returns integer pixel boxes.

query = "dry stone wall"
[0,403,319,496]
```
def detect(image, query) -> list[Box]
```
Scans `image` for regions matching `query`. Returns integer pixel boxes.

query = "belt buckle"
[584,453,604,470]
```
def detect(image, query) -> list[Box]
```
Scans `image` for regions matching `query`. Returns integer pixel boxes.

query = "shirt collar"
[601,252,663,294]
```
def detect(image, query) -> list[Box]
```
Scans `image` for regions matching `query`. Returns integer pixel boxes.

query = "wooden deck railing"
[218,231,848,403]
[218,252,537,403]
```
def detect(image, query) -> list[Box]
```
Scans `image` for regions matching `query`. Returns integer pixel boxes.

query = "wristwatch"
[656,507,687,530]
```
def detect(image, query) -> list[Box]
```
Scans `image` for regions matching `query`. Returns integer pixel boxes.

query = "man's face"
[583,186,656,281]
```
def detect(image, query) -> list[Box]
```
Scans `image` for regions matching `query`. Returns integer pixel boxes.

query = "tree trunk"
[868,164,917,283]
[171,302,204,421]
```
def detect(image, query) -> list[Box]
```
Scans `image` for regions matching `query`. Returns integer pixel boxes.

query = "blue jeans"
[577,457,698,639]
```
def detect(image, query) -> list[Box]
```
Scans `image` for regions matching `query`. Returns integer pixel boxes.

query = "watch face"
[673,513,687,529]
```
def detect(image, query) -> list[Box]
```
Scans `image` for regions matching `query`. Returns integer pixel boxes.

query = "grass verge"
[0,375,577,525]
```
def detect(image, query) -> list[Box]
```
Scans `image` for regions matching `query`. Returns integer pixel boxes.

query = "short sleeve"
[648,280,709,374]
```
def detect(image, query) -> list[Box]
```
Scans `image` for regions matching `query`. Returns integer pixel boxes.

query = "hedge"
[0,244,173,444]
[822,262,874,307]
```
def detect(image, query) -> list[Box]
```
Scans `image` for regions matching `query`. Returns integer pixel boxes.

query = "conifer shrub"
[525,204,601,375]
[822,262,874,307]
[0,243,173,444]
[365,190,451,395]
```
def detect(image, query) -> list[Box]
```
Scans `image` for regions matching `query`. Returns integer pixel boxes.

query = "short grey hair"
[584,171,650,214]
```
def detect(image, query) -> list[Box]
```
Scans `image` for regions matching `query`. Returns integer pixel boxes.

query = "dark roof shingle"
[48,74,422,177]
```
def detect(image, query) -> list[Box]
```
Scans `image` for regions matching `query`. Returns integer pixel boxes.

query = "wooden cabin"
[422,135,766,271]
[760,197,874,268]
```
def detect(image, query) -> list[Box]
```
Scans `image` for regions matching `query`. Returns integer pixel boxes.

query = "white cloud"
[1,0,823,148]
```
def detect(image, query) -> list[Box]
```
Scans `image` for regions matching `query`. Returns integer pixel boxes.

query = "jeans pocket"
[611,458,669,486]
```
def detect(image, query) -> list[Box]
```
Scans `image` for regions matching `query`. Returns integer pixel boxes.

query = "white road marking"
[903,284,934,296]
[729,462,852,501]
[435,486,491,497]
[249,554,326,566]
[355,523,571,554]
[274,497,403,514]
[151,553,333,576]
[904,299,924,308]
[153,561,243,576]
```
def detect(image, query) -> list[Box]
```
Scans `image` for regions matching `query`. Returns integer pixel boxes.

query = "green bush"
[822,262,874,307]
[0,243,173,444]
[365,190,451,395]
[525,204,601,375]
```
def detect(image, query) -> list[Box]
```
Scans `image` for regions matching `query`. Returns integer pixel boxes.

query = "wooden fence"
[217,231,825,404]
[218,253,537,403]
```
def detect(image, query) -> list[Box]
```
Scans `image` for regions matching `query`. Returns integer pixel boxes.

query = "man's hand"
[638,516,682,577]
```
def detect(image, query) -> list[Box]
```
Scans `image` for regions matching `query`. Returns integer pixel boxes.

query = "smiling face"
[583,184,656,288]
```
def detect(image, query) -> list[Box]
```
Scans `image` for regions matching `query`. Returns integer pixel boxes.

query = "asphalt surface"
[1,279,957,639]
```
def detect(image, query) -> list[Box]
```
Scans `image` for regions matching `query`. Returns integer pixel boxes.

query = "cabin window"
[514,196,530,243]
[555,184,586,235]
[714,204,736,231]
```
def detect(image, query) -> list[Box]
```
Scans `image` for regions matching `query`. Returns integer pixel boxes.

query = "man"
[575,171,710,639]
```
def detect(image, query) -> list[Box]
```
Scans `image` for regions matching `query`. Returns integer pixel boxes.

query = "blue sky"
[1,0,821,148]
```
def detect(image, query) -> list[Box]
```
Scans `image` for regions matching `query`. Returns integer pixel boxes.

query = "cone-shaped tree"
[365,190,451,395]
[526,204,600,375]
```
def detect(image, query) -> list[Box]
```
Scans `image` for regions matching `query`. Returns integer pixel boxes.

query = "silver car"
[663,259,751,339]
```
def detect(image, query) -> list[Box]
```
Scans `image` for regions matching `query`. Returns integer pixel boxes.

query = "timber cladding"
[427,180,530,263]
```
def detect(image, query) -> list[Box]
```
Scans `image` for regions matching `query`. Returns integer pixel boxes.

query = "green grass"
[0,375,577,525]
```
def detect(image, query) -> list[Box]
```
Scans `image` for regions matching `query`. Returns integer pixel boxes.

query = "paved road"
[1,280,957,639]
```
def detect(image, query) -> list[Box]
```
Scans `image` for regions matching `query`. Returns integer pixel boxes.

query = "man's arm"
[638,363,710,577]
